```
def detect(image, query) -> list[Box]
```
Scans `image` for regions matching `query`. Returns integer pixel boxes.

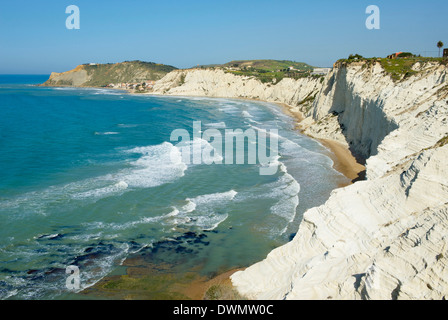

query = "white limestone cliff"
[151,68,322,114]
[231,61,448,300]
[151,61,448,299]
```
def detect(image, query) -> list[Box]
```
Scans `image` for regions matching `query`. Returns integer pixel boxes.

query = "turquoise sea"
[0,75,348,299]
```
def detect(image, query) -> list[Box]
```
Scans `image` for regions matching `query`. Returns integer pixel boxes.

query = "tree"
[437,41,444,57]
[348,54,364,60]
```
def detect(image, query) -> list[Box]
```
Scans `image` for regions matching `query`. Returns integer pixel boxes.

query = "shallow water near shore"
[0,75,348,300]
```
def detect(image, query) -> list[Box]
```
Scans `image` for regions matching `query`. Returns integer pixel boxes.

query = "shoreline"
[274,101,365,184]
[148,91,366,184]
[150,91,366,184]
[41,86,366,299]
[318,139,366,183]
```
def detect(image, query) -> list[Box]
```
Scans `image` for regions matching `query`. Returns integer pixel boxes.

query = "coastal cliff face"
[230,61,448,300]
[151,61,448,299]
[41,61,177,87]
[151,69,323,117]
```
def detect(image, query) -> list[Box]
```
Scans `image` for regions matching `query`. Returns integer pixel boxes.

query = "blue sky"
[0,0,447,74]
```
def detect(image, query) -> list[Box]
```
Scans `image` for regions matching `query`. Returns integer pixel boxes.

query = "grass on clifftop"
[338,56,448,82]
[221,60,314,72]
[200,59,319,84]
[83,60,177,86]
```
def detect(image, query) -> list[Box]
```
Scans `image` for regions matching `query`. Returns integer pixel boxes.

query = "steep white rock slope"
[151,62,448,299]
[152,68,322,113]
[231,61,448,300]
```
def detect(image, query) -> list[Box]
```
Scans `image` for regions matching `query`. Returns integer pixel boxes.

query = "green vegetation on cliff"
[43,60,177,87]
[83,61,177,86]
[200,59,315,84]
[337,55,448,82]
[220,59,313,72]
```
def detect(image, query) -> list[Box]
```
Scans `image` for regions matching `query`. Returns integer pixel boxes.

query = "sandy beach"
[318,139,366,183]
[275,102,366,184]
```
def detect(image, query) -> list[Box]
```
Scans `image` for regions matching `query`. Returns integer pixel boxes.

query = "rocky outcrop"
[230,61,448,300]
[41,61,177,87]
[44,65,90,87]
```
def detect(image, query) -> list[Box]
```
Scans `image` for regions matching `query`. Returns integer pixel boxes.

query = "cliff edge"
[230,60,448,300]
[151,59,448,299]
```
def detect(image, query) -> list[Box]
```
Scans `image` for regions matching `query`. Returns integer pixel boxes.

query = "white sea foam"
[250,124,283,141]
[123,142,188,188]
[181,199,197,213]
[196,213,229,231]
[238,159,301,233]
[192,189,238,205]
[252,124,336,172]
[157,190,237,230]
[204,122,226,128]
[117,124,139,128]
[219,104,240,114]
[0,142,190,214]
[53,87,77,91]
[69,142,187,199]
[94,131,120,135]
[91,89,123,96]
[241,110,253,118]
[175,137,223,165]
[268,171,300,224]
[83,207,181,232]
[72,180,128,200]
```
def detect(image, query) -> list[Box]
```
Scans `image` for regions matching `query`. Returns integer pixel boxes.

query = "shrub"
[348,54,364,60]
[397,52,415,58]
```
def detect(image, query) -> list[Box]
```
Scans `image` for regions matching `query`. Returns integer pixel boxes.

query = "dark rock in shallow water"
[27,269,39,275]
[124,230,214,268]
[44,268,64,276]
[1,268,16,274]
[175,246,194,254]
[71,242,116,266]
[289,233,297,242]
[182,231,198,239]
